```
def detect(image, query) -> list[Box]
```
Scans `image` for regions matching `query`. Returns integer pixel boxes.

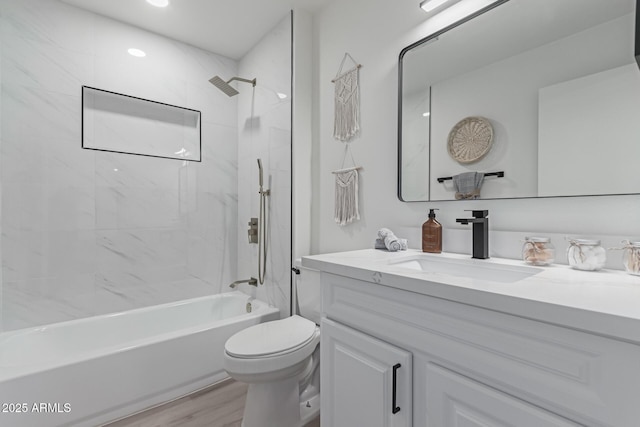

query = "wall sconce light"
[420,0,462,13]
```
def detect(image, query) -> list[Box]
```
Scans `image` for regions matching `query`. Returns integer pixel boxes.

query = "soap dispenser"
[422,209,442,253]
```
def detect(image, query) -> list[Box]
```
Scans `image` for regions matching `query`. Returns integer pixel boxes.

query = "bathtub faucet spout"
[229,278,258,288]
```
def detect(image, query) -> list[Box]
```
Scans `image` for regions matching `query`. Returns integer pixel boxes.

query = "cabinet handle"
[392,363,401,414]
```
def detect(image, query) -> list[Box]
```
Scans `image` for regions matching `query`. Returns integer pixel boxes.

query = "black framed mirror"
[398,0,640,202]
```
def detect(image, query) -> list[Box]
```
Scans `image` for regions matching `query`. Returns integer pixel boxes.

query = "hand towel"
[377,228,405,252]
[453,172,485,200]
[375,238,407,251]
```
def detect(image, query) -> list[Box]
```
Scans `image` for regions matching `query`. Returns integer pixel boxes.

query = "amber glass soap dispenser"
[422,209,442,253]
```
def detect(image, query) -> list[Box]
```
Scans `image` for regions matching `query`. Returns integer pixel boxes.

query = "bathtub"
[0,291,279,427]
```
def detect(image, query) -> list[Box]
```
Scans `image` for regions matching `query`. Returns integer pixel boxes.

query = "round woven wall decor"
[447,116,494,164]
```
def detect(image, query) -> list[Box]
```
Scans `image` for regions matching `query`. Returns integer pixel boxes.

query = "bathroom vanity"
[302,249,640,427]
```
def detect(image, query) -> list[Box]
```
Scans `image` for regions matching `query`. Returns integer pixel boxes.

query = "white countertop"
[302,249,640,344]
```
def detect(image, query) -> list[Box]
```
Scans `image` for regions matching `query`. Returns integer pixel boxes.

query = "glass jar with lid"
[567,239,606,271]
[622,241,640,275]
[522,237,555,266]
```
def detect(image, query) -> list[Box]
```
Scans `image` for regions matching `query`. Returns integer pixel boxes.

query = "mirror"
[398,0,640,201]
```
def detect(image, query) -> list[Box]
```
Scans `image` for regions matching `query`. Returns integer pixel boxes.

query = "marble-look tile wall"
[237,14,292,317]
[0,0,239,330]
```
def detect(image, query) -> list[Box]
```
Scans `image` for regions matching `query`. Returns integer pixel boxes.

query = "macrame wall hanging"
[332,53,362,142]
[332,143,362,226]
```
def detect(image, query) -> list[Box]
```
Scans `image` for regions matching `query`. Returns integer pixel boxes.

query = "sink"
[387,254,541,284]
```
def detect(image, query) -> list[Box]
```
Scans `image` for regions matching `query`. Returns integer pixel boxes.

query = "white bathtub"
[0,291,279,427]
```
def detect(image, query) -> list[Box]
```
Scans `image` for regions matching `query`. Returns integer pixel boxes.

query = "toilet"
[224,264,321,427]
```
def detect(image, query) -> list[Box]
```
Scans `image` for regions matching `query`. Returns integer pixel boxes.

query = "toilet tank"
[295,260,321,325]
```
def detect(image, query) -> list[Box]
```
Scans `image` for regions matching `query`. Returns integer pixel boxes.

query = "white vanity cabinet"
[425,364,581,427]
[319,272,640,427]
[321,318,412,427]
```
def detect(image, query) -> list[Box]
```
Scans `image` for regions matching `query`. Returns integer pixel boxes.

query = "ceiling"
[60,0,334,59]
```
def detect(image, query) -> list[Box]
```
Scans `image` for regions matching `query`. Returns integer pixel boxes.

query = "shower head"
[209,75,257,97]
[209,76,238,96]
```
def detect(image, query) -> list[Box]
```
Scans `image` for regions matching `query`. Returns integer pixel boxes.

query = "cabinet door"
[425,363,581,427]
[321,318,412,427]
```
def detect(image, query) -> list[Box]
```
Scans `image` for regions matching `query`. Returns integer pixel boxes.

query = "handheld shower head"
[257,158,263,188]
[209,75,257,97]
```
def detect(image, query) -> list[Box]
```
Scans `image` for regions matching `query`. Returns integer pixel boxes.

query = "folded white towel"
[376,228,407,252]
[375,237,407,250]
[377,228,393,239]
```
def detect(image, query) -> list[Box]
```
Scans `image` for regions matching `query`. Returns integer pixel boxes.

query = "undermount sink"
[387,254,542,284]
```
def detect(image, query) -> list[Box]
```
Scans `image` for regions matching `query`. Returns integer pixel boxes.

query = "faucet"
[455,210,489,259]
[229,278,258,288]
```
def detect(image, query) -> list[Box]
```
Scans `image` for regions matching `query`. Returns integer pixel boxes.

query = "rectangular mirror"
[398,0,640,201]
[82,86,201,161]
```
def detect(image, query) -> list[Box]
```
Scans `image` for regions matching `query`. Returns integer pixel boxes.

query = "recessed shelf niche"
[82,86,201,161]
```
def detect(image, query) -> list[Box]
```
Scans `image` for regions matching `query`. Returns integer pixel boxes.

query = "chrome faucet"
[455,210,489,259]
[229,278,258,288]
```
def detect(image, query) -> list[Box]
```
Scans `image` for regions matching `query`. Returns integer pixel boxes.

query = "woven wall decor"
[332,53,362,142]
[447,116,494,164]
[332,143,362,226]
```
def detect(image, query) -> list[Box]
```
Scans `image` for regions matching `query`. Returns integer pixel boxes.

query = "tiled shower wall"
[0,0,239,330]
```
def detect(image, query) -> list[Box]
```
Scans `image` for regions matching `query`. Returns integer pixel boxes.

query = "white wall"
[0,0,239,330]
[237,14,292,317]
[312,0,640,269]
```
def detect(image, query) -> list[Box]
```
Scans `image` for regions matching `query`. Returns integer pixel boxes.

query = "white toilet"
[224,265,321,427]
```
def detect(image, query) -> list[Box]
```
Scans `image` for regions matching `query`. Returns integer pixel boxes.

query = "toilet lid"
[225,315,317,358]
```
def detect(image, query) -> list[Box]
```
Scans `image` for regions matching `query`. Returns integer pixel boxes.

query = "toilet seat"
[225,315,317,358]
[224,316,320,381]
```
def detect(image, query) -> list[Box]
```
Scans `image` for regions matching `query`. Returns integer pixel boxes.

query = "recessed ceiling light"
[423,112,430,117]
[128,48,146,57]
[276,92,288,99]
[146,0,169,7]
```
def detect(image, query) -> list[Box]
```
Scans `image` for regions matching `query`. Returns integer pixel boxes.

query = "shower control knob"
[248,217,259,244]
